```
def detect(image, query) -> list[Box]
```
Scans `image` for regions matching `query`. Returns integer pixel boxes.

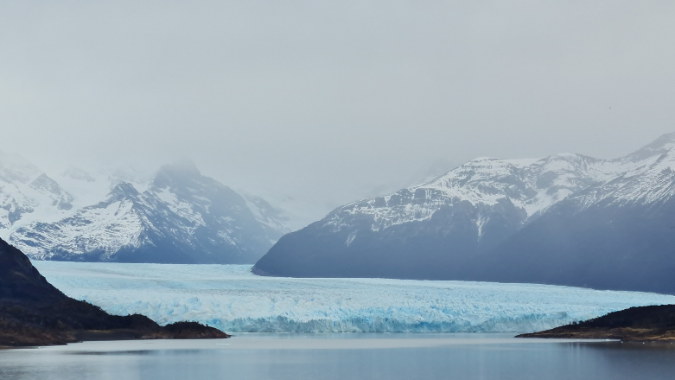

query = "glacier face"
[33,262,675,334]
[0,155,289,263]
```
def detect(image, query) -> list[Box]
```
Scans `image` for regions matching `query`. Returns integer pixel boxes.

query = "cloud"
[1,0,674,225]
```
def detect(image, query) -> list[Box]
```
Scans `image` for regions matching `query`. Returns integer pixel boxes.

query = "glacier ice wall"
[33,262,675,334]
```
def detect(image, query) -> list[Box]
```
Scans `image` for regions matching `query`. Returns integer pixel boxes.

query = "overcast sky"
[2,1,674,226]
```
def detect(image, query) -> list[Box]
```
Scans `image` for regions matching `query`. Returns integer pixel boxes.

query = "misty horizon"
[2,130,674,230]
[2,1,675,228]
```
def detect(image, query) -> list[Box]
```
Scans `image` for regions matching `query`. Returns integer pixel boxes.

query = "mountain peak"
[0,151,43,184]
[152,159,204,191]
[106,182,141,201]
[160,159,201,177]
[625,132,675,162]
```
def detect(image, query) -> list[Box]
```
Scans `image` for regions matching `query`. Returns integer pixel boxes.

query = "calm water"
[1,334,674,380]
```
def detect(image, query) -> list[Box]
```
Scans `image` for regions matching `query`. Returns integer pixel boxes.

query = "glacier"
[33,262,675,334]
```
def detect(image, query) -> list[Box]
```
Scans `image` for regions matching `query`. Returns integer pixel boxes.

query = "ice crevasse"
[34,262,675,334]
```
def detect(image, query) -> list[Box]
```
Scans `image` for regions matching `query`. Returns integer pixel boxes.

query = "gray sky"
[2,1,675,226]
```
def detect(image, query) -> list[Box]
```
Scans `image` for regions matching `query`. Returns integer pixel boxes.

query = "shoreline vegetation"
[518,305,675,342]
[0,238,228,348]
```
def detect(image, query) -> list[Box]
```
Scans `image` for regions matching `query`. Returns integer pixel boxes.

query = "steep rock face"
[8,161,287,264]
[481,144,675,293]
[480,197,675,293]
[254,133,675,293]
[0,238,66,304]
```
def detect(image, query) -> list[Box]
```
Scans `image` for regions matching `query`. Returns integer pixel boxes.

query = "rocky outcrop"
[518,305,675,342]
[0,238,229,347]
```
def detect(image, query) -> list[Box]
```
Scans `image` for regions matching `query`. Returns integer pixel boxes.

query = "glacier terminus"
[34,262,675,334]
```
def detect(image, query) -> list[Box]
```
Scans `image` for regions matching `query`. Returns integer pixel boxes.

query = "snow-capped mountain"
[254,133,675,294]
[0,152,74,238]
[54,164,153,209]
[0,156,289,263]
[481,134,675,293]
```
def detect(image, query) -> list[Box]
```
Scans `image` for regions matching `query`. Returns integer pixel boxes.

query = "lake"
[2,334,674,380]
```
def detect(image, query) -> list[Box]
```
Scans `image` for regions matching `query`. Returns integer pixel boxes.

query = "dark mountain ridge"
[254,133,675,294]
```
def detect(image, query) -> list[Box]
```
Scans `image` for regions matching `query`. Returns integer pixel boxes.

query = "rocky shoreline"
[518,305,675,342]
[0,238,228,348]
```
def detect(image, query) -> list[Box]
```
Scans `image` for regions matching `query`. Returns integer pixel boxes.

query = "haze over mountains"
[0,155,289,263]
[5,132,675,294]
[254,133,675,294]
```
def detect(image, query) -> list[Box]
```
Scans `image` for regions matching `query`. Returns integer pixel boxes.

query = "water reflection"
[1,335,674,380]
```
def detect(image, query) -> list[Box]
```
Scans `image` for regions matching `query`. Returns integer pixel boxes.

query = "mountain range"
[254,133,675,294]
[0,155,288,263]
